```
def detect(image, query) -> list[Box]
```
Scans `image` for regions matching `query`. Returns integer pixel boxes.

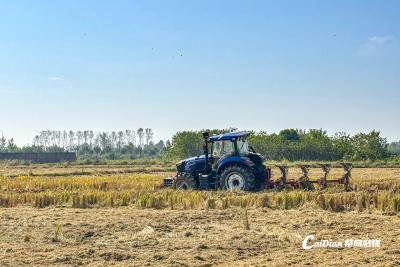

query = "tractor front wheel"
[221,165,256,191]
[173,173,196,190]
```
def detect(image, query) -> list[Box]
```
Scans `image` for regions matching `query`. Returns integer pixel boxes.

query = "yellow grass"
[0,166,399,212]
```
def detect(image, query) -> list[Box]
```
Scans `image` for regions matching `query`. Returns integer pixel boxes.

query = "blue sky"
[0,0,399,145]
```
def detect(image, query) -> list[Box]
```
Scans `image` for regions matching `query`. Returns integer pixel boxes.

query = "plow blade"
[273,163,353,191]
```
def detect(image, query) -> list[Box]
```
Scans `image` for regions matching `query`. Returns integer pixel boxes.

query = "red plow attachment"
[271,163,353,191]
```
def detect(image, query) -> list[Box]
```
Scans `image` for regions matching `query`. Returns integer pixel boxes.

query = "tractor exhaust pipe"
[202,131,210,172]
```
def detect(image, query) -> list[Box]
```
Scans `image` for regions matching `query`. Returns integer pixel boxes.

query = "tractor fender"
[216,156,255,174]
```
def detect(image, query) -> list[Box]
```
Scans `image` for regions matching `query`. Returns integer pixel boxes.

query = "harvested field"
[0,207,399,266]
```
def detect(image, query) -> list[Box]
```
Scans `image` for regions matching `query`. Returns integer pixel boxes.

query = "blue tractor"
[164,131,271,191]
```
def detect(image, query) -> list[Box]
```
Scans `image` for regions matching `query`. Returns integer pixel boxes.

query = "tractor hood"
[176,155,208,173]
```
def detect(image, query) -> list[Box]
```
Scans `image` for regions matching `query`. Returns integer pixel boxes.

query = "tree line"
[0,129,169,160]
[0,128,399,162]
[166,128,399,161]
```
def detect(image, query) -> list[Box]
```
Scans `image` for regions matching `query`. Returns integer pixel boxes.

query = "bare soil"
[0,207,399,266]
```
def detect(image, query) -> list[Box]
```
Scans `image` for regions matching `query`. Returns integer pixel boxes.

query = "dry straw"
[0,172,399,213]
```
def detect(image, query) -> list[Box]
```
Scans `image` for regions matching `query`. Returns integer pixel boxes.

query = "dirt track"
[0,207,399,266]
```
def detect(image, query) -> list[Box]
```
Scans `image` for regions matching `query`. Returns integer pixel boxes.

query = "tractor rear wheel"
[173,173,196,190]
[221,165,256,191]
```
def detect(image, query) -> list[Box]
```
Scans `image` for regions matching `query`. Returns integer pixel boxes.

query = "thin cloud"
[48,76,65,81]
[0,88,17,95]
[368,35,393,45]
[357,35,395,56]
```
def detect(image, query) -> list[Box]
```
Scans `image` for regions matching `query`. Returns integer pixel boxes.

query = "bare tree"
[76,131,83,147]
[0,135,6,152]
[33,135,40,147]
[68,130,75,151]
[99,132,109,150]
[83,130,89,145]
[117,131,124,151]
[131,130,136,147]
[62,131,68,149]
[94,134,100,148]
[49,130,55,147]
[46,130,51,148]
[39,131,47,149]
[125,130,132,145]
[137,128,144,148]
[145,128,154,145]
[57,131,62,147]
[89,130,94,148]
[110,131,117,149]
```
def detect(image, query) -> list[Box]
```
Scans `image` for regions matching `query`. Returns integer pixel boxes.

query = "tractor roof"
[209,131,250,141]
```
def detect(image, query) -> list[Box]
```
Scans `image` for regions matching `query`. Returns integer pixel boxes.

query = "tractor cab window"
[212,140,234,158]
[237,137,249,155]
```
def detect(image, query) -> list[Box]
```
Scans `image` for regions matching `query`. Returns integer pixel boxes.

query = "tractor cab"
[209,133,251,169]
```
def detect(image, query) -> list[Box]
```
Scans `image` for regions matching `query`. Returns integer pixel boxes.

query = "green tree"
[351,131,388,160]
[333,132,354,159]
[167,131,203,159]
[279,129,300,141]
[7,138,18,152]
[0,136,6,152]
